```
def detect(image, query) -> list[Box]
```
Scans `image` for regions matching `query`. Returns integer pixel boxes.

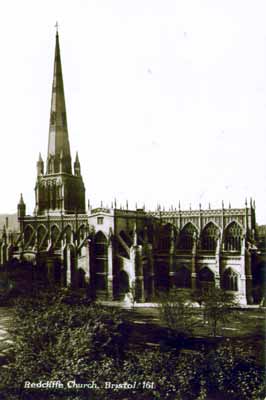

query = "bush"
[205,339,266,399]
[194,288,238,337]
[157,289,200,341]
[1,288,126,394]
[0,288,265,400]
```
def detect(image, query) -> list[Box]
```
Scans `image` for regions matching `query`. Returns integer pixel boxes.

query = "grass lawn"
[121,306,265,366]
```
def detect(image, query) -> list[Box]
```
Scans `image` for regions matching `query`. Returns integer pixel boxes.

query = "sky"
[0,0,265,223]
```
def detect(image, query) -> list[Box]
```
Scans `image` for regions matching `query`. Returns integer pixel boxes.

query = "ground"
[0,304,264,365]
[0,302,264,399]
[119,306,265,365]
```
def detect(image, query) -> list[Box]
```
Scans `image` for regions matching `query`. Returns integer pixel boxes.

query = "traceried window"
[97,217,104,225]
[224,222,242,251]
[223,268,238,291]
[201,222,219,252]
[178,223,197,251]
[158,224,172,251]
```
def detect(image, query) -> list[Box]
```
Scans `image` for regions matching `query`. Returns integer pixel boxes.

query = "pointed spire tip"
[55,21,59,35]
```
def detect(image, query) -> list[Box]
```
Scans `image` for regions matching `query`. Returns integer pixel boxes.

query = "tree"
[157,289,199,341]
[199,287,238,337]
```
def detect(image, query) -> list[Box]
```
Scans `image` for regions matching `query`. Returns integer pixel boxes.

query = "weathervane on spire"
[55,21,59,33]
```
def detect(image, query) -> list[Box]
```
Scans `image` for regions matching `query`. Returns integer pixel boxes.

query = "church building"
[0,30,260,305]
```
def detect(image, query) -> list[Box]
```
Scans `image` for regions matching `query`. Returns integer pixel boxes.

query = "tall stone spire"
[34,29,86,216]
[47,30,72,174]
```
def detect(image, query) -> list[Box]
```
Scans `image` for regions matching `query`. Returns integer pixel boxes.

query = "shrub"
[1,288,265,400]
[199,288,238,337]
[205,339,266,399]
[157,289,200,340]
[1,288,126,395]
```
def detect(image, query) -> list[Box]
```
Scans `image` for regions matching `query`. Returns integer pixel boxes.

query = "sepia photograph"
[0,1,265,399]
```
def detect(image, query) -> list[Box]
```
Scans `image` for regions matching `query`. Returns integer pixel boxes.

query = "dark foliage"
[0,289,265,400]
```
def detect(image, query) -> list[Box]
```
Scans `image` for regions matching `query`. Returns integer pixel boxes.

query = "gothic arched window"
[51,225,61,250]
[158,224,172,251]
[201,222,219,252]
[37,225,48,250]
[178,223,197,251]
[224,222,242,251]
[94,231,108,290]
[24,225,35,248]
[223,268,238,291]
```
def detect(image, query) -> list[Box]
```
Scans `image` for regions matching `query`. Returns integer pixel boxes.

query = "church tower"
[35,30,86,215]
